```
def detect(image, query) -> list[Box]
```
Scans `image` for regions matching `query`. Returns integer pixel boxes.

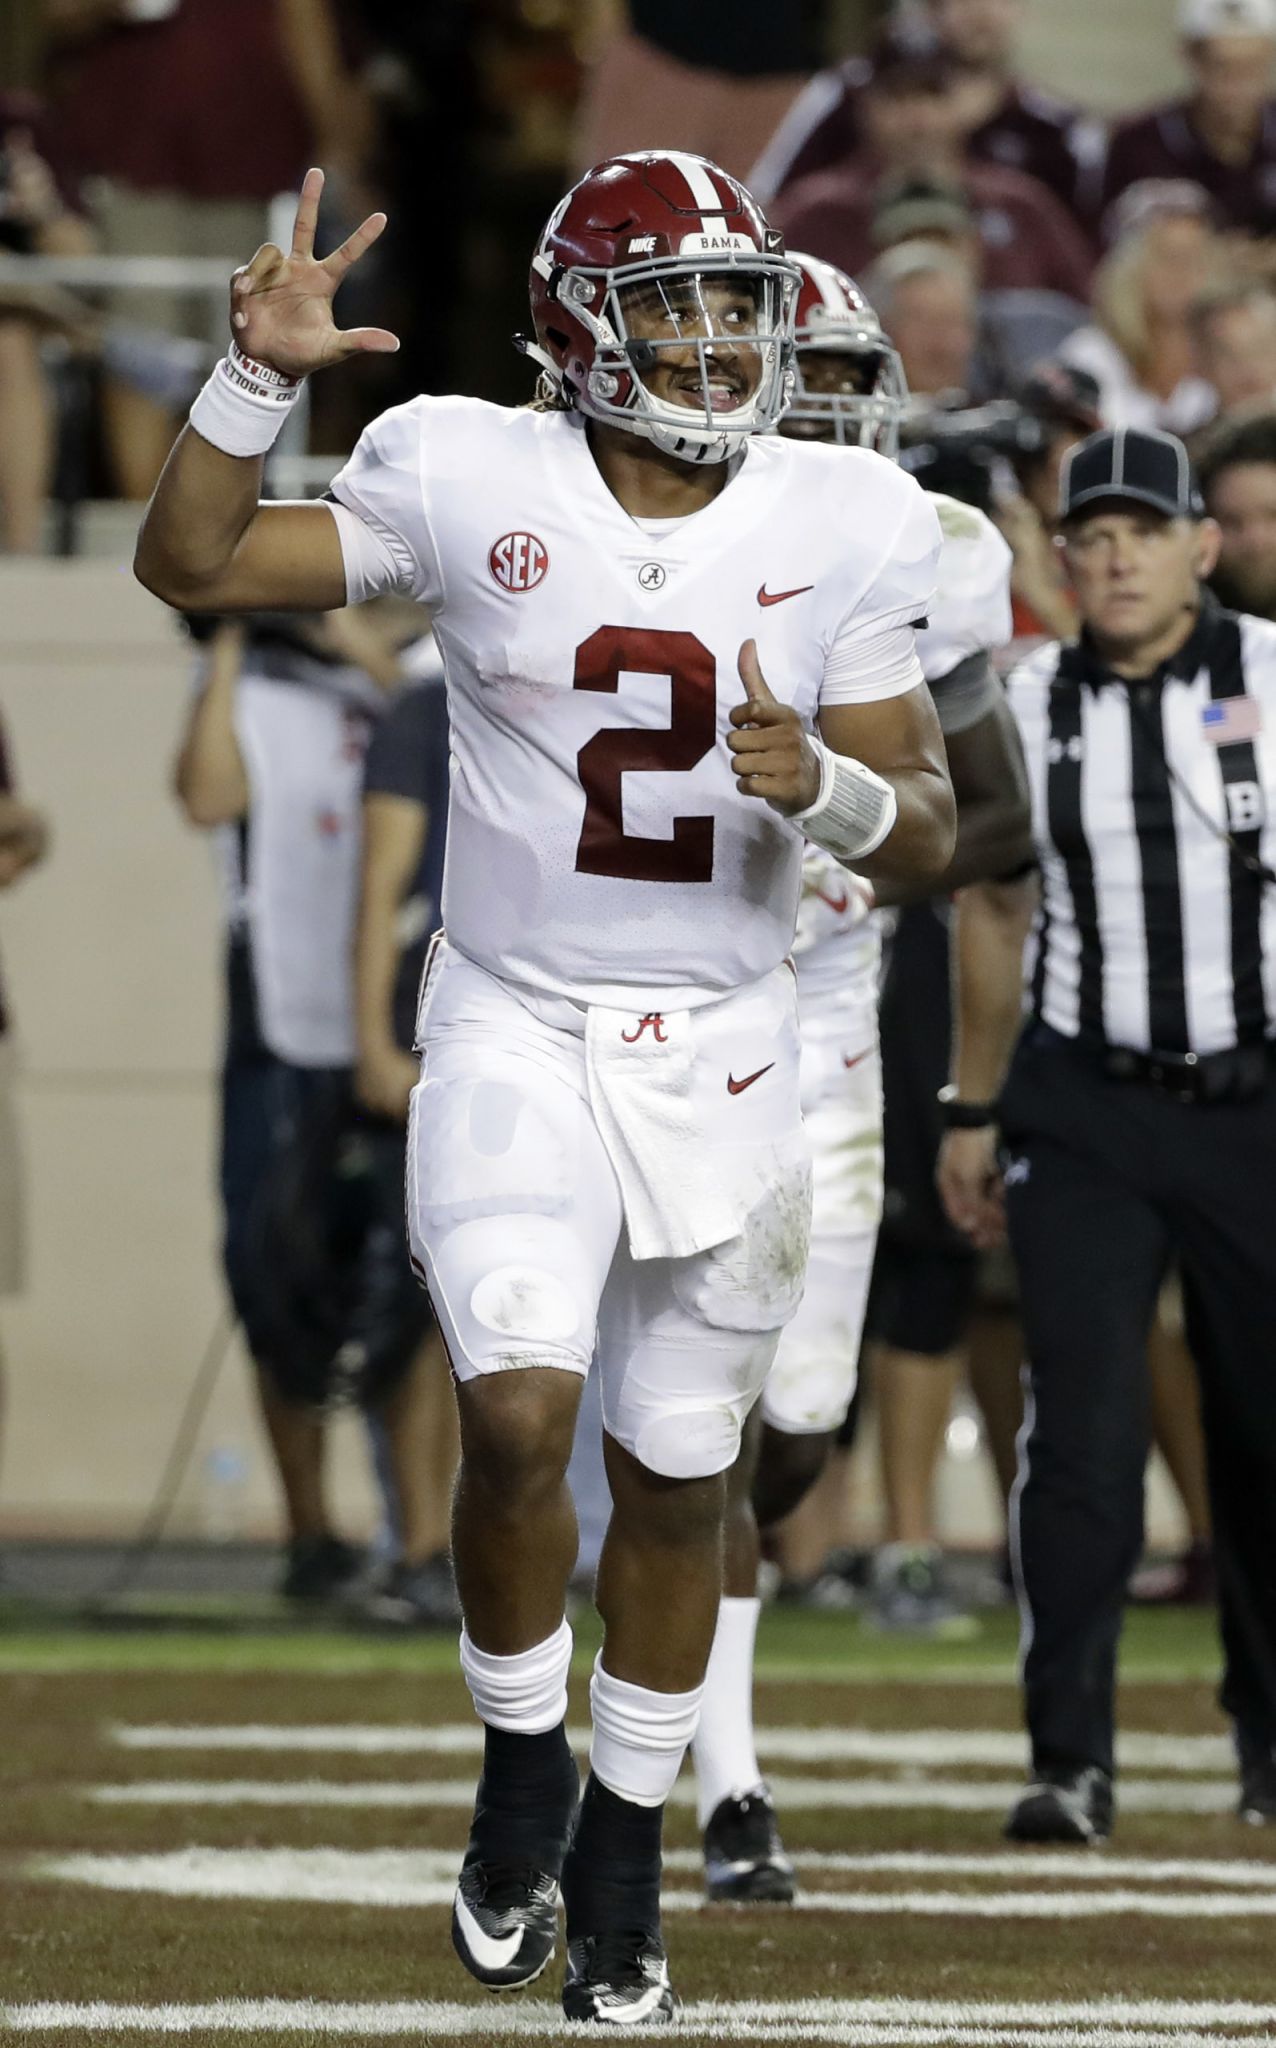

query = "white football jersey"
[328,398,939,1009]
[794,491,1012,1032]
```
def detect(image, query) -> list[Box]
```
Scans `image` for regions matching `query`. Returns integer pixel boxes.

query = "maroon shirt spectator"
[1101,0,1276,240]
[751,31,1105,233]
[49,1,314,202]
[774,155,1095,301]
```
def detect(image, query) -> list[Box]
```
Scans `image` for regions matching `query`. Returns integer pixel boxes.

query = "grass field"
[3,1603,1275,2045]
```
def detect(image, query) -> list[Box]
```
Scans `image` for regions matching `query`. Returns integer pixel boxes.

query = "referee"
[939,425,1276,1841]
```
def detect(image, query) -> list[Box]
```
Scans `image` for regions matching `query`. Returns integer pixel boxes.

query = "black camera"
[898,402,1048,516]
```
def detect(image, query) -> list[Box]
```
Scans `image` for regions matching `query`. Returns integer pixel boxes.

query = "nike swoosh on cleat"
[453,1890,524,1973]
[727,1063,774,1095]
[758,583,814,607]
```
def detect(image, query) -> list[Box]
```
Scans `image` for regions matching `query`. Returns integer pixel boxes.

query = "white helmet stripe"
[806,254,847,314]
[664,150,728,217]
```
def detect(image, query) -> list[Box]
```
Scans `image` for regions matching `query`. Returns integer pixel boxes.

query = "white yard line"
[84,1774,1245,1814]
[107,1724,1235,1773]
[33,1849,1276,1920]
[46,1845,1276,1893]
[4,1998,1276,2044]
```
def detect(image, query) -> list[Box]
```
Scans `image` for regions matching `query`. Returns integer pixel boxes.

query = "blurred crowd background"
[1,0,1273,1626]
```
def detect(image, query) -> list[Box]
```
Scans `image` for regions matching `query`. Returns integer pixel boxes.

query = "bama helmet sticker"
[488,531,549,592]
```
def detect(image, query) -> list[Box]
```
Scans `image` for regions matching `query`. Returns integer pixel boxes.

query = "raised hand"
[728,640,822,816]
[228,167,399,379]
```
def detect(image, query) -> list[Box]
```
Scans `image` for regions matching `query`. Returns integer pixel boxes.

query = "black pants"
[1001,1027,1276,1778]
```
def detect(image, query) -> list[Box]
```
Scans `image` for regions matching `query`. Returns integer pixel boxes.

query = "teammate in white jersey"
[134,156,956,2024]
[691,256,1035,1904]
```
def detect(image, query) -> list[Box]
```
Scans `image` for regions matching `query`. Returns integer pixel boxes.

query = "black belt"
[1030,1024,1274,1105]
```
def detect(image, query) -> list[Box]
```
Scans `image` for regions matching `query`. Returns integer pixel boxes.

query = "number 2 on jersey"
[573,625,717,883]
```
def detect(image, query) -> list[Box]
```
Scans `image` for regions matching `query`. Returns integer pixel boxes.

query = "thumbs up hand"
[728,640,823,816]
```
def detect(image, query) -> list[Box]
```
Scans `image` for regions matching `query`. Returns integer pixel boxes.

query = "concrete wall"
[0,560,380,1541]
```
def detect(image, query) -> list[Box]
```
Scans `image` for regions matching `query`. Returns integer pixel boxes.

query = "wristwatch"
[937,1084,998,1129]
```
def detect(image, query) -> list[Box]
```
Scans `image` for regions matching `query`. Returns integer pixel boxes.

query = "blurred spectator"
[1101,0,1276,242]
[1197,408,1276,614]
[1057,181,1225,432]
[44,0,373,498]
[866,168,1088,383]
[772,45,1095,302]
[752,2,1104,231]
[352,643,462,1627]
[0,96,93,552]
[865,242,981,400]
[573,0,823,184]
[172,606,435,1603]
[0,706,50,1535]
[1192,280,1276,413]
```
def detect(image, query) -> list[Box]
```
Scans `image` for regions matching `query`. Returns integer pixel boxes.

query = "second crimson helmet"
[521,151,800,465]
[783,253,909,458]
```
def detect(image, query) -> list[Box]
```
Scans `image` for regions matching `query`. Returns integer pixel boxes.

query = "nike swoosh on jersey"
[843,1049,871,1071]
[727,1063,775,1095]
[453,1890,525,1972]
[757,583,814,607]
[815,885,850,913]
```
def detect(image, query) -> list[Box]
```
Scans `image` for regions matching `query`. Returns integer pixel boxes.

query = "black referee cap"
[1059,427,1205,523]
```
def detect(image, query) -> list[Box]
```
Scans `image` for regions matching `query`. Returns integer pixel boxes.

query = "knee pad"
[611,1326,780,1479]
[633,1404,743,1481]
[422,1214,594,1380]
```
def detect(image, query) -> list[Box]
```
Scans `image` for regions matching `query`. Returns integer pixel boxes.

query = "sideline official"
[939,426,1276,1840]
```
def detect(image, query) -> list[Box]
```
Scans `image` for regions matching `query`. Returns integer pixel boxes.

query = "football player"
[691,254,1035,1904]
[135,157,956,2024]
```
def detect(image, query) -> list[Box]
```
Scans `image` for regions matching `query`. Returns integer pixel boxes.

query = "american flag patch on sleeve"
[1201,696,1264,745]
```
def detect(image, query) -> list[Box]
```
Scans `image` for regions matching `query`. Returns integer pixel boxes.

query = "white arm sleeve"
[820,472,941,707]
[325,399,444,607]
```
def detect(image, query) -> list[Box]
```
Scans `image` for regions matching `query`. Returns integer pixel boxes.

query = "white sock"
[691,1595,764,1827]
[589,1655,703,1808]
[459,1619,573,1734]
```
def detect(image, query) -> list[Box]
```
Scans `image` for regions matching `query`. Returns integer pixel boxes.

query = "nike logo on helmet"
[758,583,814,607]
[453,1889,524,1972]
[727,1063,774,1095]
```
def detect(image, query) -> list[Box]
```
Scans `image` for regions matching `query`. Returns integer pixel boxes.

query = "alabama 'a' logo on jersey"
[489,531,549,592]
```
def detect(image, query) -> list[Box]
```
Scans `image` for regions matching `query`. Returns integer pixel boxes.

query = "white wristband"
[790,736,898,863]
[189,343,303,458]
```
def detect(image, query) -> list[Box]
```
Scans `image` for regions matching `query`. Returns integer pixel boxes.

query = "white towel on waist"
[584,1005,744,1262]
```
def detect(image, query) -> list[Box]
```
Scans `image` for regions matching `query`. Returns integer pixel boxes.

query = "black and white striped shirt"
[1010,598,1276,1056]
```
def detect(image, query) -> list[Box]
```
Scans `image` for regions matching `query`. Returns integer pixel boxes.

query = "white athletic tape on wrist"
[189,343,303,458]
[789,736,898,863]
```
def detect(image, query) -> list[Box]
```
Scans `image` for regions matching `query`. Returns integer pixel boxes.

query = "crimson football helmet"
[783,253,909,458]
[521,151,800,465]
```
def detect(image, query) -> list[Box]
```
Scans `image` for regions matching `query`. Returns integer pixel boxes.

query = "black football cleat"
[561,1928,678,2025]
[1004,1767,1114,1845]
[450,1858,559,1992]
[1238,1734,1276,1826]
[703,1787,796,1903]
